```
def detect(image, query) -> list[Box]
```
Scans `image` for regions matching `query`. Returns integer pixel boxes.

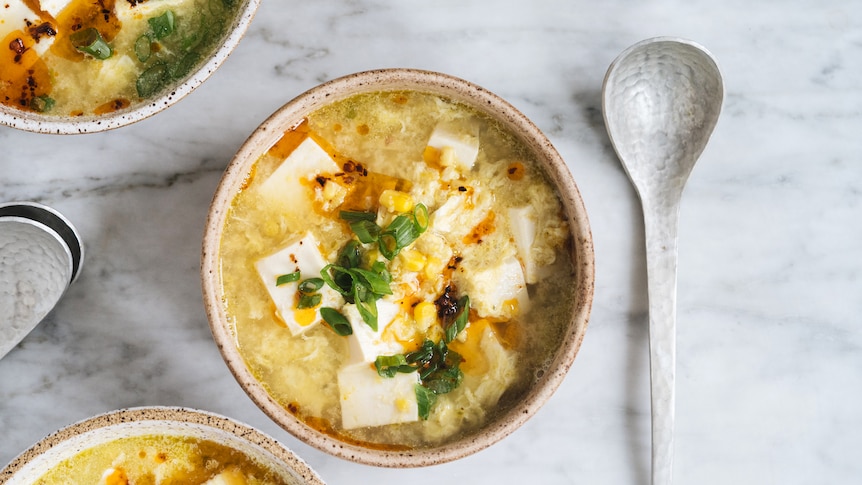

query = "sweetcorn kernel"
[414,301,437,331]
[440,146,457,167]
[423,146,442,166]
[424,256,442,279]
[379,189,414,213]
[399,249,427,272]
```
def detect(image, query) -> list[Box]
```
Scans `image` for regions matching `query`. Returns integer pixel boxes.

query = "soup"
[0,0,242,116]
[219,90,575,448]
[32,435,292,485]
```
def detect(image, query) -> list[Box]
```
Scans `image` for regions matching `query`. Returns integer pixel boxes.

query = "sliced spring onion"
[339,210,376,222]
[405,339,435,366]
[136,62,168,97]
[379,214,422,260]
[423,362,463,394]
[337,240,362,269]
[70,28,112,60]
[320,264,353,297]
[415,384,437,420]
[349,219,380,244]
[169,51,200,80]
[298,278,324,294]
[276,271,301,286]
[444,295,471,343]
[378,232,398,260]
[413,203,429,233]
[181,15,209,51]
[349,268,393,296]
[29,95,54,113]
[149,10,176,40]
[320,307,352,336]
[374,354,413,378]
[354,285,378,331]
[134,34,152,62]
[297,293,322,309]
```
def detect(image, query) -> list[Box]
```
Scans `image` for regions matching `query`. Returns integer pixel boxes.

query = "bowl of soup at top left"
[0,0,259,134]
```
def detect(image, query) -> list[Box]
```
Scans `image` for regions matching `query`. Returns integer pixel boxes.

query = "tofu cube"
[344,300,403,364]
[338,362,419,429]
[258,137,340,211]
[457,255,529,319]
[1,0,36,40]
[1,0,54,55]
[507,206,539,283]
[255,233,341,335]
[426,121,480,171]
[38,0,73,17]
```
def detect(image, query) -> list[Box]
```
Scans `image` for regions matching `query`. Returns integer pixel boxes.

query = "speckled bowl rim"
[201,68,595,467]
[0,0,260,135]
[0,406,325,485]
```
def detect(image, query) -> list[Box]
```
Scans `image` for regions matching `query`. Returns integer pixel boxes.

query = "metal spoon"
[601,37,723,484]
[0,202,84,359]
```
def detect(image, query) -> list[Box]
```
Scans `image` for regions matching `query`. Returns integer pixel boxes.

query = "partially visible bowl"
[201,68,595,467]
[0,0,259,134]
[0,407,324,485]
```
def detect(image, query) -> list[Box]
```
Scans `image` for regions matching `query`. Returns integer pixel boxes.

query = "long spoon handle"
[641,196,681,485]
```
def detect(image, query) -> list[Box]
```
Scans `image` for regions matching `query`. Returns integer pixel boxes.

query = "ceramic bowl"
[0,0,259,134]
[0,407,324,485]
[201,68,595,467]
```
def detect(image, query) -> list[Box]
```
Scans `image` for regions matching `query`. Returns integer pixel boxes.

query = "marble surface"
[1,1,861,483]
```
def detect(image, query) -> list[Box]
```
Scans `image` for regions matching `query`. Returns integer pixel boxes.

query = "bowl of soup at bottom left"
[0,407,325,485]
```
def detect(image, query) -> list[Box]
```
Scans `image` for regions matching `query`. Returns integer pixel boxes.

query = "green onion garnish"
[354,285,378,331]
[444,295,471,343]
[70,28,112,60]
[298,278,324,294]
[136,62,168,97]
[415,384,437,420]
[349,268,393,296]
[297,293,322,309]
[29,95,54,113]
[339,210,377,222]
[349,219,380,244]
[276,271,301,286]
[374,354,413,378]
[169,51,200,79]
[413,203,429,233]
[134,34,152,62]
[149,10,176,40]
[320,307,352,336]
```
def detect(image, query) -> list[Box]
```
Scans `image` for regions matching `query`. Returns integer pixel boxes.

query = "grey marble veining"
[2,1,862,484]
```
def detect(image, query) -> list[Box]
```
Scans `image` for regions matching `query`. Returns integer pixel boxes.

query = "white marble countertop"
[2,1,861,483]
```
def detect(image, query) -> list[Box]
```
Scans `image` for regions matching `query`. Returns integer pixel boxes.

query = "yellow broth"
[219,90,575,448]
